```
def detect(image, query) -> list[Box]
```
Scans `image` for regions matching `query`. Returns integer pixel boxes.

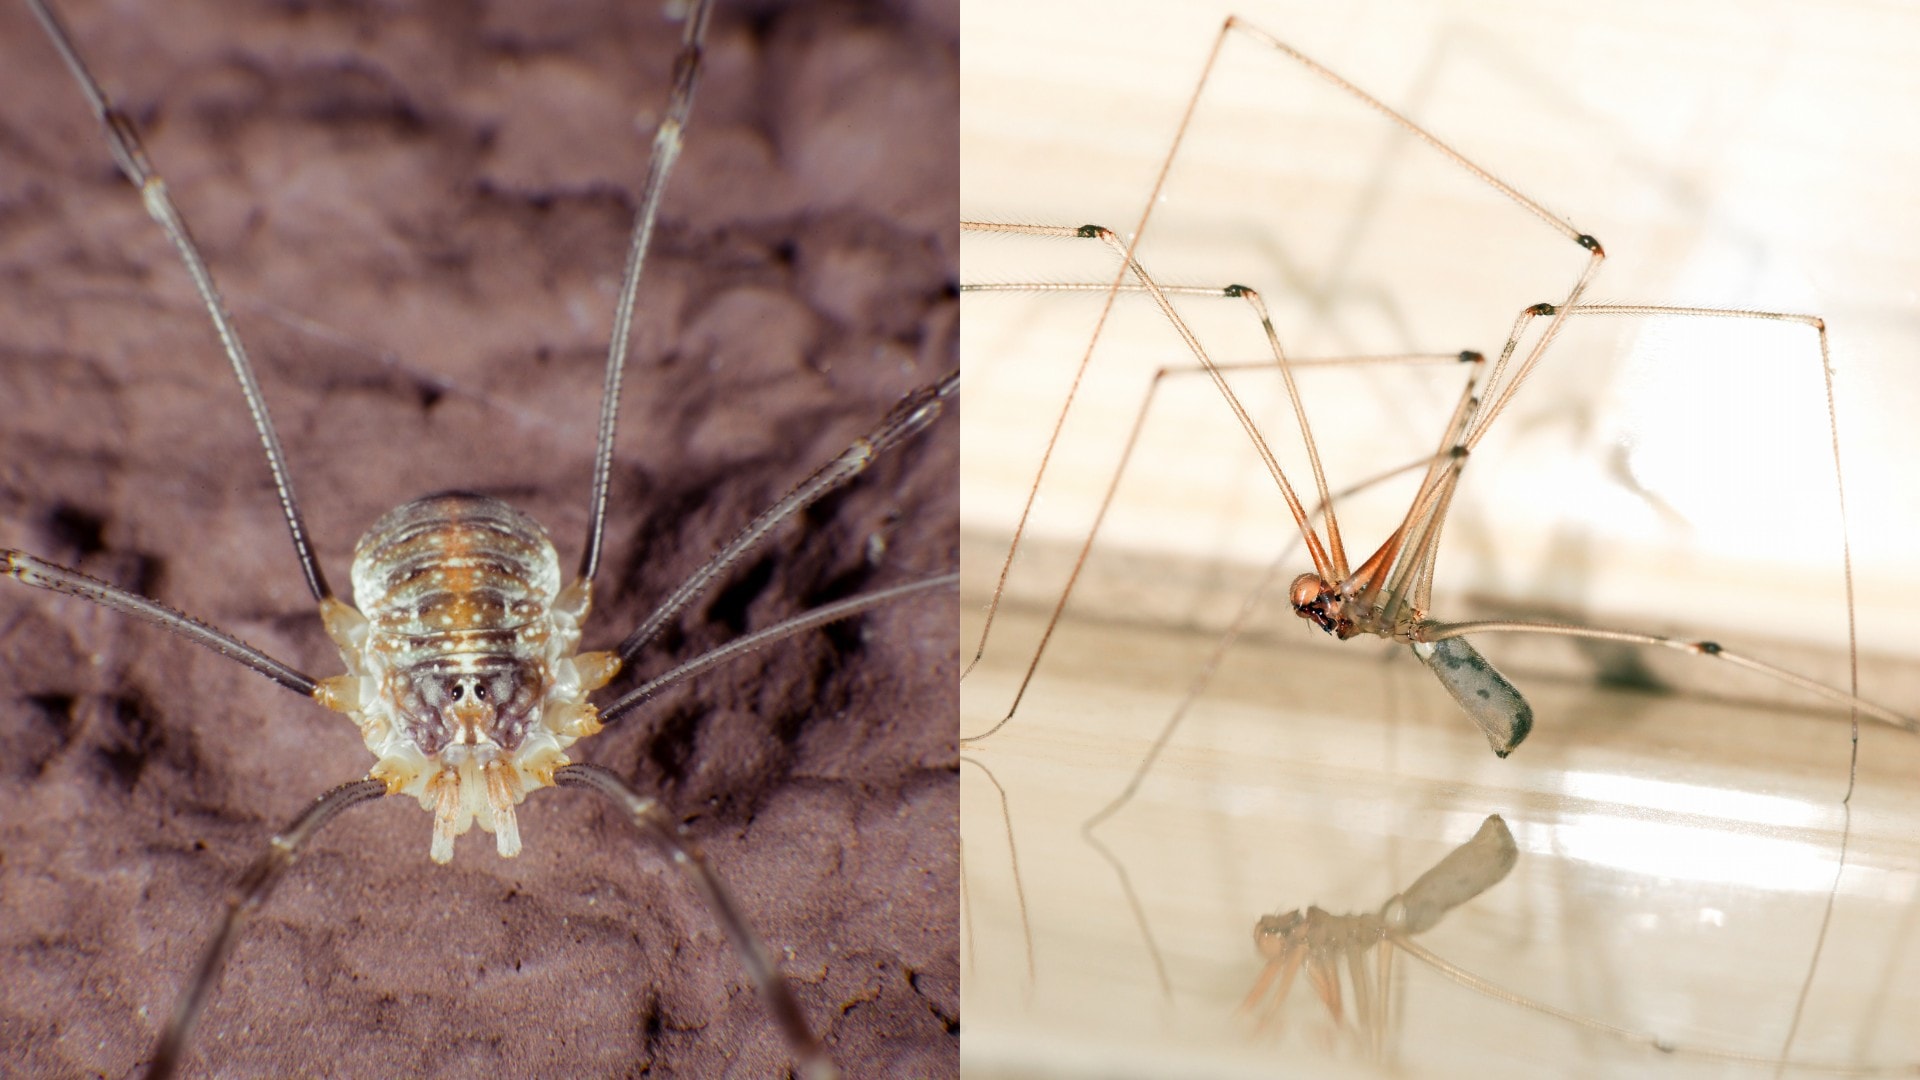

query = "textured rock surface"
[0,0,958,1075]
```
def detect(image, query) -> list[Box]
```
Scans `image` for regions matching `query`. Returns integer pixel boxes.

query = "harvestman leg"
[968,183,1913,980]
[142,779,389,1078]
[12,0,955,1076]
[1409,304,1902,732]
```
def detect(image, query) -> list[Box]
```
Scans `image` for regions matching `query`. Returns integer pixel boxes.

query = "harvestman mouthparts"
[960,15,1917,767]
[8,0,957,1076]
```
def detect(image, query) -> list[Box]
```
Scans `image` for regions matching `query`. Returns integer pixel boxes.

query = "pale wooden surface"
[961,1,1920,1076]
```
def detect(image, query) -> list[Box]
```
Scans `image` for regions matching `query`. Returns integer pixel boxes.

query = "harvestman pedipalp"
[3,0,957,1076]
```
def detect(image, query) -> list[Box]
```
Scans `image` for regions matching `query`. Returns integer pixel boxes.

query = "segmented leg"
[147,780,388,1080]
[555,764,837,1080]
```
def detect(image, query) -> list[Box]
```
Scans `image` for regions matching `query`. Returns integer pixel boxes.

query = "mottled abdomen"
[350,492,561,641]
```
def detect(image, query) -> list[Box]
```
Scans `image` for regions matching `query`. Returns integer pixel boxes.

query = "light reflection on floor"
[960,597,1920,1079]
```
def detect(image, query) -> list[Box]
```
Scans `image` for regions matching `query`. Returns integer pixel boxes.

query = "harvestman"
[4,0,956,1075]
[959,16,1917,791]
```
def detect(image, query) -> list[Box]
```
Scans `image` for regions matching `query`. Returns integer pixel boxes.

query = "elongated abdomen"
[1395,814,1518,933]
[1412,637,1533,757]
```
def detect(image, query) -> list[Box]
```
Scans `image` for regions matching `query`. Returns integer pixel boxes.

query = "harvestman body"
[961,16,1918,776]
[5,0,956,1075]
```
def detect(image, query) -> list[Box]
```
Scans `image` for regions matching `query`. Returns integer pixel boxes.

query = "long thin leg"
[964,350,1471,744]
[147,778,387,1080]
[957,222,1146,686]
[1346,942,1375,1049]
[1374,937,1393,1061]
[1010,223,1349,584]
[600,572,957,724]
[1254,942,1308,1031]
[3,551,317,695]
[1357,340,1491,621]
[960,219,1399,680]
[554,763,837,1080]
[1306,942,1344,1026]
[25,0,330,602]
[613,373,956,667]
[1420,617,1915,733]
[1078,825,1175,998]
[1078,546,1286,833]
[578,0,714,585]
[960,755,1035,985]
[1203,19,1610,457]
[1386,935,1898,1071]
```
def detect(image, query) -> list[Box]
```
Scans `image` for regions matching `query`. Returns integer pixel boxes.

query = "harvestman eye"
[2,0,959,1075]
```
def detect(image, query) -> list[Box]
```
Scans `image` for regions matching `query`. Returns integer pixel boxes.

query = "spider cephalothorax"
[1288,572,1355,639]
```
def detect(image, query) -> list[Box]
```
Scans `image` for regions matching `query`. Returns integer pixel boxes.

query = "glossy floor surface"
[962,591,1920,1078]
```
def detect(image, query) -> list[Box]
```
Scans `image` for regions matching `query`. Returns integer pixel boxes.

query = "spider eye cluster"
[1288,572,1345,637]
[1252,909,1306,959]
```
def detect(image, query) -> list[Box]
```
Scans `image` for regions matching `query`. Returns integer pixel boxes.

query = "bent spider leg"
[960,754,1035,987]
[962,266,1475,741]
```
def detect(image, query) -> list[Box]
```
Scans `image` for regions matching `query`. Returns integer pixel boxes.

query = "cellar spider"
[1239,815,1916,1073]
[0,0,959,1076]
[960,0,1920,1072]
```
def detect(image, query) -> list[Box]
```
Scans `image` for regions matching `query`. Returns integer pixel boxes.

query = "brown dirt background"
[0,0,958,1076]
